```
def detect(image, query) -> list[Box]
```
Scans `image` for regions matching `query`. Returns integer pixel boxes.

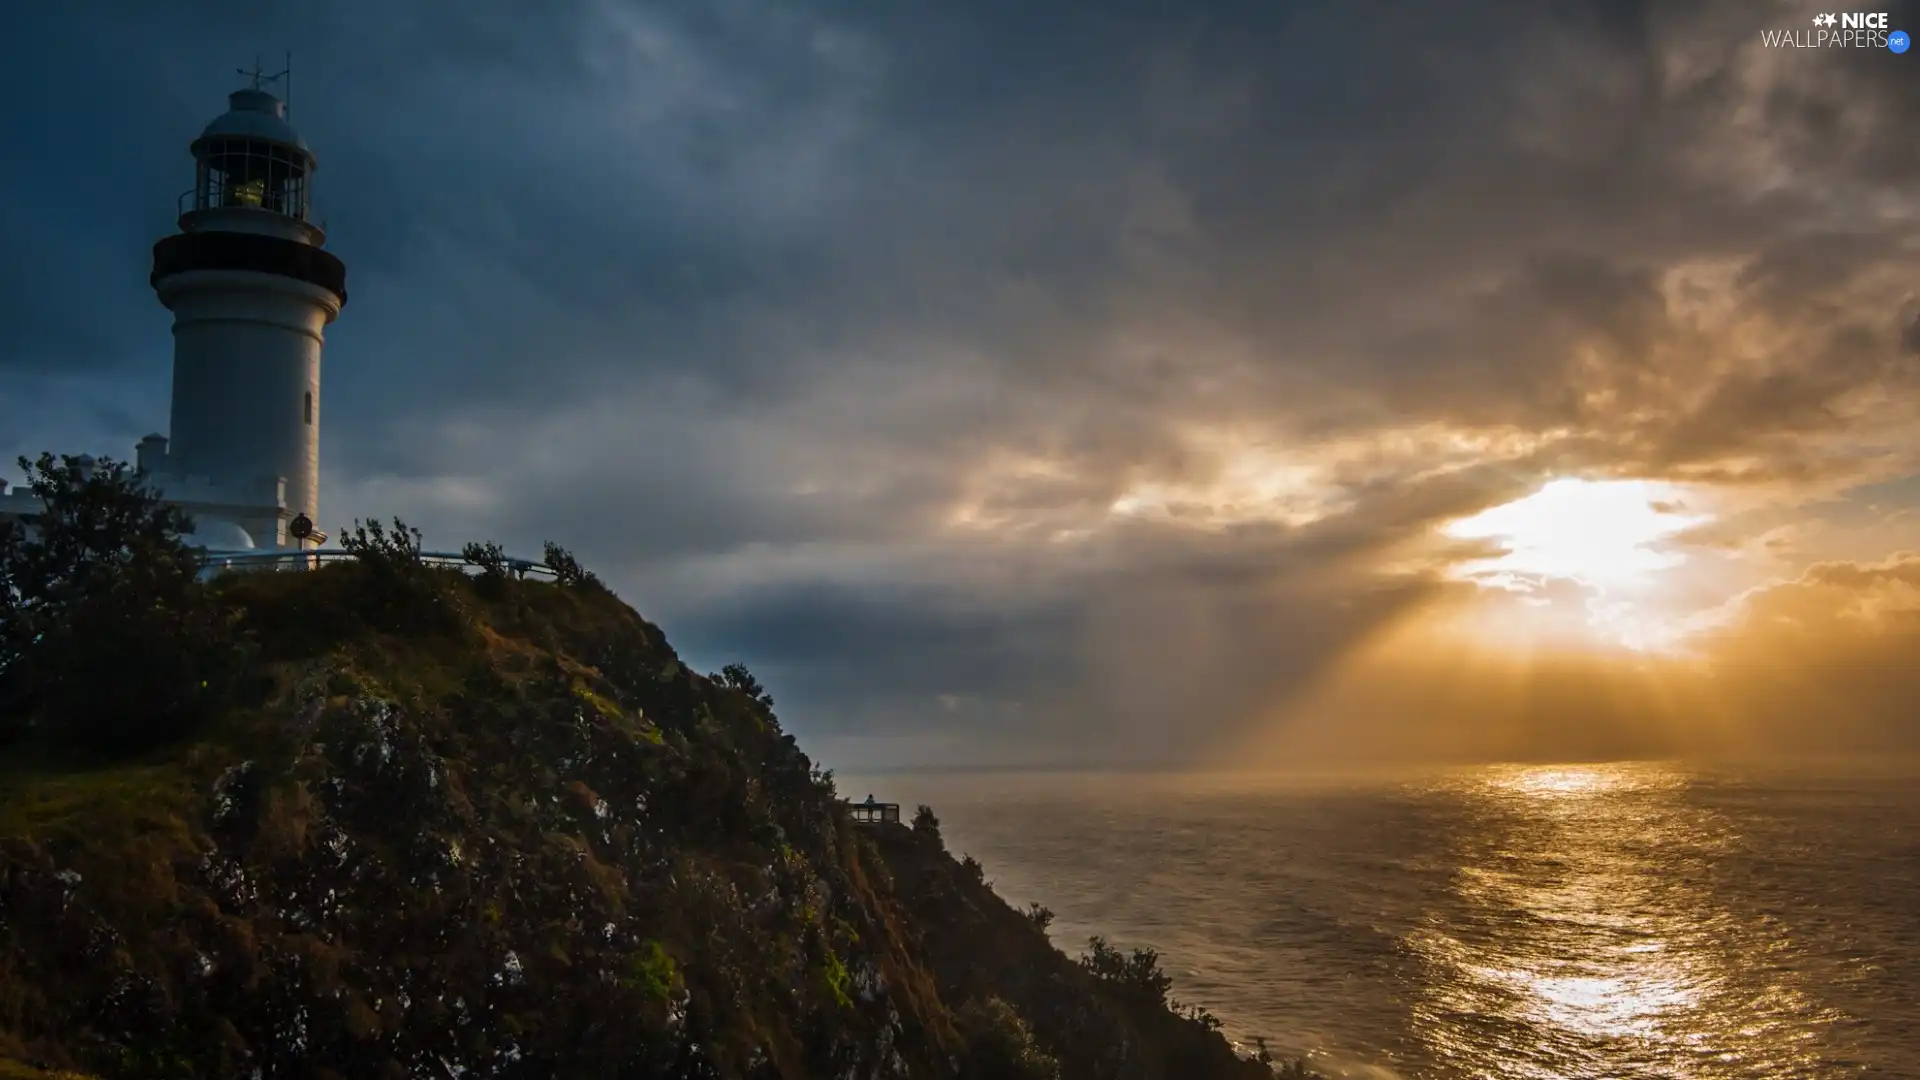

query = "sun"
[1446,478,1706,590]
[1439,478,1712,651]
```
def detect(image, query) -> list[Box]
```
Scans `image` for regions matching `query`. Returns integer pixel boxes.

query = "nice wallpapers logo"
[1761,11,1910,50]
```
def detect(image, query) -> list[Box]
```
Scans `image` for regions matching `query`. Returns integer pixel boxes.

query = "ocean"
[845,763,1920,1079]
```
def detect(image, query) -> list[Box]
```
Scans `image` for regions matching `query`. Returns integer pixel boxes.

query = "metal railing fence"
[198,548,557,579]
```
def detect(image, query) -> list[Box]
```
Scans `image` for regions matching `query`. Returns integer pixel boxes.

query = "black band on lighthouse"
[151,232,347,306]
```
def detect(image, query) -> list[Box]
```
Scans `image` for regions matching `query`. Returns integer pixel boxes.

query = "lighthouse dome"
[180,517,257,552]
[198,88,309,156]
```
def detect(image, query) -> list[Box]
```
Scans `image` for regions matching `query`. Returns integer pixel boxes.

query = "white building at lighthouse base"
[0,441,299,555]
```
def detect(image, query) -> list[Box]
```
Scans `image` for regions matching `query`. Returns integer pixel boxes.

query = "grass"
[0,1061,94,1080]
[0,757,200,848]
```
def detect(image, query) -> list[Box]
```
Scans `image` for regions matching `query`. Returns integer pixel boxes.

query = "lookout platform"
[848,795,901,825]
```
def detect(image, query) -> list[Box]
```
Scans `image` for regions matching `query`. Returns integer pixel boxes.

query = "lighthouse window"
[196,138,311,219]
[304,392,313,425]
[229,177,266,207]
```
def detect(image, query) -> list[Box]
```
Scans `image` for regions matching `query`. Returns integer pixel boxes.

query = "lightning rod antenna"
[236,55,290,97]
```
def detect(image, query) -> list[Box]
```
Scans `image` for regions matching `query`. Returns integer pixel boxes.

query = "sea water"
[851,763,1920,1079]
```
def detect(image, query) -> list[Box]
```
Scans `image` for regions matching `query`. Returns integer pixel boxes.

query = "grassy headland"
[0,455,1297,1079]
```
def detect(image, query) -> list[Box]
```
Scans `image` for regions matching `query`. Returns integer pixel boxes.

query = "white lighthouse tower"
[138,67,347,550]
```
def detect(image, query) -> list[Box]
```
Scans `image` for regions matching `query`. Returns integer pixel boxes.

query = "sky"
[3,0,1918,770]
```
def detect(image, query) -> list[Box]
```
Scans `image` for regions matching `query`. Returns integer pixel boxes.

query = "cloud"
[1681,555,1920,752]
[5,0,1920,766]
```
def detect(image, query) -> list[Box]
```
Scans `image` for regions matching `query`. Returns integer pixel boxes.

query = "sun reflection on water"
[1497,765,1618,797]
[1404,763,1835,1079]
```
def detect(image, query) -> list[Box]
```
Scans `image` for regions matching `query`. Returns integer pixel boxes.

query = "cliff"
[0,500,1280,1078]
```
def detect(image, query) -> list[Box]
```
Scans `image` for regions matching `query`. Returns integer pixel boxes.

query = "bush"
[339,518,466,636]
[1023,903,1055,933]
[1079,937,1174,1011]
[955,997,1059,1080]
[710,662,774,710]
[340,516,425,570]
[911,804,943,847]
[460,540,514,602]
[1173,1000,1223,1032]
[0,453,244,755]
[461,540,510,580]
[811,766,838,799]
[541,541,602,591]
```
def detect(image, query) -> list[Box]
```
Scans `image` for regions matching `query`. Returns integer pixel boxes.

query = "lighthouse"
[139,68,347,550]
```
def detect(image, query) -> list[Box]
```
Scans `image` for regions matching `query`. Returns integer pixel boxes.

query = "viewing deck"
[847,795,901,825]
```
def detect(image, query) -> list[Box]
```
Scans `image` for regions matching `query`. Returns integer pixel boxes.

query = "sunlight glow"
[1446,479,1709,590]
[1438,479,1715,653]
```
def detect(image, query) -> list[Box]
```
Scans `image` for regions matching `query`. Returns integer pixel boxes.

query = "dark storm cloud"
[674,580,1080,704]
[666,549,1437,767]
[6,0,1920,766]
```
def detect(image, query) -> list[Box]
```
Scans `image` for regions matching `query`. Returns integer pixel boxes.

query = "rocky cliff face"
[0,559,1274,1080]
